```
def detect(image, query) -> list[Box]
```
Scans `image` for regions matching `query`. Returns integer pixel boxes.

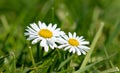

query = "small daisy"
[24,21,64,52]
[58,32,90,55]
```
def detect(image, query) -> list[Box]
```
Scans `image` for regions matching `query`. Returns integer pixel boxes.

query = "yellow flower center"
[68,38,79,46]
[38,29,53,38]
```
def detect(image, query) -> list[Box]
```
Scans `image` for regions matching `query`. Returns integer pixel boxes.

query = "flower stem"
[29,47,36,68]
[36,43,40,61]
[40,47,44,60]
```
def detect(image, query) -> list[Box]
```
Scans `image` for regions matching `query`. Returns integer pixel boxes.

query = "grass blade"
[58,55,73,70]
[74,52,116,73]
[77,22,104,71]
[100,67,119,73]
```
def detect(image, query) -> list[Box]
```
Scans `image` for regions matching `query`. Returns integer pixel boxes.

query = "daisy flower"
[24,21,64,52]
[58,32,90,55]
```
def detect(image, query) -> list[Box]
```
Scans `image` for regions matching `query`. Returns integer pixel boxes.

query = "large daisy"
[24,21,64,52]
[58,32,90,55]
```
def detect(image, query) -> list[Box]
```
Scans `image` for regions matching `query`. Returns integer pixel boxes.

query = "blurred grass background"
[0,0,120,73]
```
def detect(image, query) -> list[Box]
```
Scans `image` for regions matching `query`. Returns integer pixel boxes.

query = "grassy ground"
[0,0,120,73]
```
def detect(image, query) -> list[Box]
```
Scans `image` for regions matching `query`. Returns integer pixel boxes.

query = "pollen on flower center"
[38,29,53,38]
[68,38,79,46]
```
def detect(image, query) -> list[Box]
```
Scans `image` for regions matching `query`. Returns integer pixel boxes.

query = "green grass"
[0,0,120,73]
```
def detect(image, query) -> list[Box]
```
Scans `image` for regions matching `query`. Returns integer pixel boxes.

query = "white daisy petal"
[41,23,47,28]
[38,21,42,29]
[78,36,83,40]
[24,32,31,36]
[55,28,60,32]
[26,27,36,33]
[28,34,34,37]
[73,32,76,38]
[63,35,69,40]
[27,35,39,40]
[58,44,68,49]
[48,39,57,49]
[82,48,89,52]
[33,23,40,31]
[69,47,73,53]
[48,23,52,29]
[30,23,39,31]
[24,32,37,36]
[53,43,57,48]
[60,31,65,36]
[49,44,54,49]
[53,32,59,36]
[32,38,40,44]
[80,49,86,55]
[80,41,89,45]
[76,36,79,39]
[40,39,47,47]
[56,38,67,44]
[72,47,76,54]
[26,26,36,32]
[44,46,49,52]
[53,24,57,29]
[76,47,81,55]
[80,39,85,42]
[47,39,52,43]
[68,32,72,38]
[79,46,90,50]
[64,46,71,51]
[27,37,36,40]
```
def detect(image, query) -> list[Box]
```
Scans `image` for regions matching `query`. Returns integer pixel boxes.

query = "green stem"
[36,43,40,61]
[40,47,44,61]
[29,47,36,68]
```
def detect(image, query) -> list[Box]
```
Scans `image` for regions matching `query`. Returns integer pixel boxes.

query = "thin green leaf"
[58,55,73,70]
[74,53,116,73]
[80,22,104,69]
[100,67,119,73]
